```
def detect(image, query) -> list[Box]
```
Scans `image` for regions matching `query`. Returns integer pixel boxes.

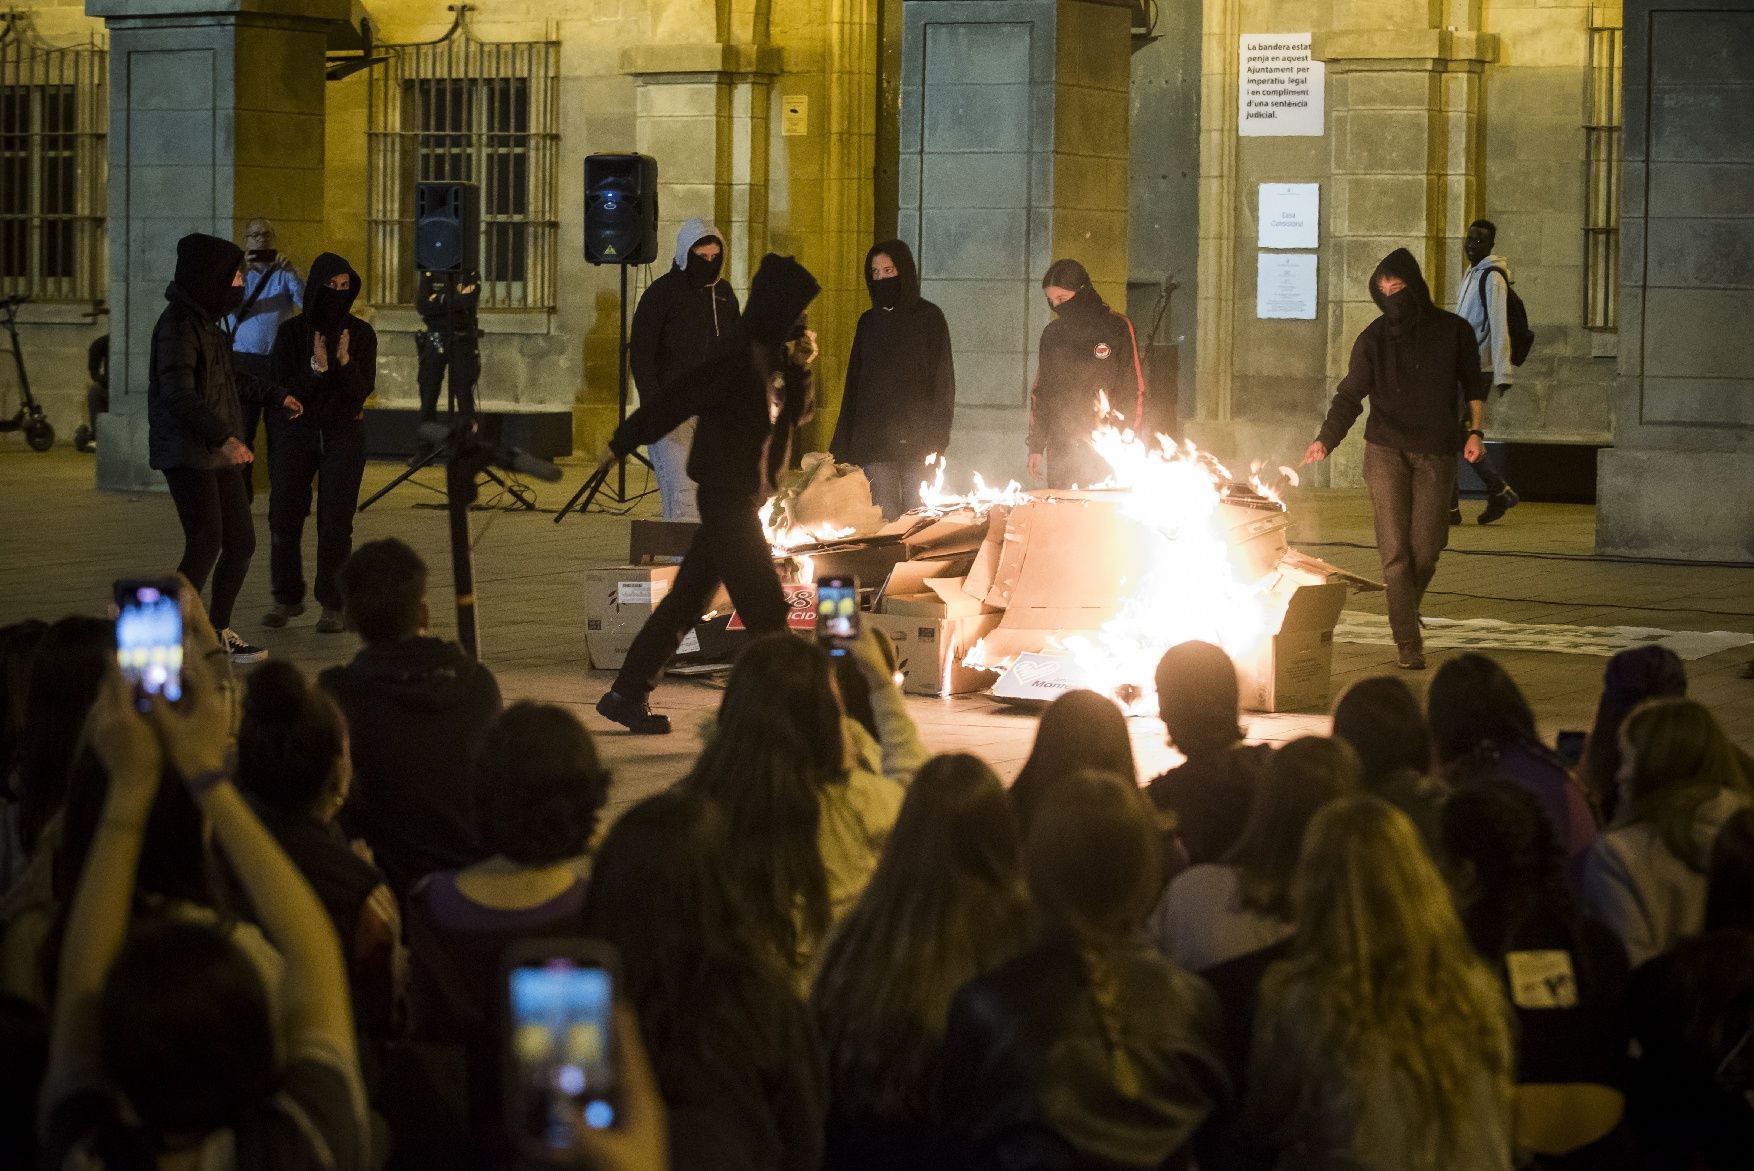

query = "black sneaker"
[262,601,305,628]
[1396,643,1426,671]
[1477,486,1520,525]
[222,628,268,664]
[315,608,346,634]
[1448,507,1463,526]
[596,690,671,735]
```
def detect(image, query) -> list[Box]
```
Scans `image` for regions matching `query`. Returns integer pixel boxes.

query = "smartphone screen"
[816,575,859,658]
[508,956,617,1151]
[115,579,183,707]
[1555,730,1587,768]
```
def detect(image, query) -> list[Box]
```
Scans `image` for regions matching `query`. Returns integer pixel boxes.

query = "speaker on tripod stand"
[556,153,661,520]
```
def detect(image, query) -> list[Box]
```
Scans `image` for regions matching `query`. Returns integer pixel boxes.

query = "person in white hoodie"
[628,218,742,522]
[1454,219,1520,525]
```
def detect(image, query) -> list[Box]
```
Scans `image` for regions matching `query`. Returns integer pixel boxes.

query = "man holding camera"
[226,218,303,483]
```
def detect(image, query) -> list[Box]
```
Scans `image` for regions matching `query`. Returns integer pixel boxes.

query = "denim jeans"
[1362,441,1456,649]
[648,419,700,523]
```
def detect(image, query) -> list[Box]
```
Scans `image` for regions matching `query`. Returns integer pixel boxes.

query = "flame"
[760,496,853,555]
[915,451,1028,515]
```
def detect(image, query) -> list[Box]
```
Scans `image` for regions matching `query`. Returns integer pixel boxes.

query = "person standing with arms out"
[1304,248,1486,672]
[225,218,304,483]
[414,266,481,436]
[1453,219,1520,525]
[1026,258,1146,489]
[831,240,957,519]
[265,253,377,634]
[593,254,821,735]
[149,233,304,663]
[630,218,743,523]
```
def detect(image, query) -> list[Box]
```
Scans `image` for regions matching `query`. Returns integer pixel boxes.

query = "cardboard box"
[628,519,699,564]
[1234,581,1349,712]
[876,559,985,617]
[866,611,1003,696]
[583,565,679,670]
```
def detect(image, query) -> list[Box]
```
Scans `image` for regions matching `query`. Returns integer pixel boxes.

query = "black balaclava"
[684,237,724,287]
[1042,257,1106,317]
[302,252,361,340]
[742,253,822,345]
[172,233,246,319]
[865,238,920,313]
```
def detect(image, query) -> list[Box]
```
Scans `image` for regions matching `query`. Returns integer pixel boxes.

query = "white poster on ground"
[1257,252,1318,319]
[1240,34,1324,137]
[1258,183,1320,249]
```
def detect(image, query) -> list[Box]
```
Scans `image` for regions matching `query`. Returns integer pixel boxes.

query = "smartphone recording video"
[505,944,619,1156]
[114,579,183,708]
[816,575,859,659]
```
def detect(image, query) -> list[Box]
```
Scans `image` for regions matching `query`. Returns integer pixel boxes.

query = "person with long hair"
[1576,646,1686,823]
[1428,653,1598,878]
[1010,689,1136,837]
[1245,795,1516,1169]
[1582,698,1752,967]
[686,630,925,983]
[583,788,825,1171]
[1330,674,1447,851]
[0,618,47,894]
[811,754,1033,1170]
[1441,781,1635,1170]
[938,769,1229,1170]
[9,617,112,870]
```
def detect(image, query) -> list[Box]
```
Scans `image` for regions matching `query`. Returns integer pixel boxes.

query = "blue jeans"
[649,419,699,522]
[1361,441,1455,649]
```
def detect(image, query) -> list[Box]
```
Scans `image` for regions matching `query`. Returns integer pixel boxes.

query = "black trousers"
[232,351,273,501]
[1044,441,1110,490]
[1362,441,1456,650]
[266,414,366,611]
[612,492,789,701]
[163,465,255,631]
[1455,369,1508,503]
[416,328,480,422]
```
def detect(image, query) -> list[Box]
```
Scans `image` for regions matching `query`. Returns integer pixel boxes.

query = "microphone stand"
[554,262,655,522]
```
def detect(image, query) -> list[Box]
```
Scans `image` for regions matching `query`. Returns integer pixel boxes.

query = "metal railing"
[1585,20,1622,331]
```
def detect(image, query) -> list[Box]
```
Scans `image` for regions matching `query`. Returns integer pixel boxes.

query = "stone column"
[1596,1,1754,563]
[899,0,1132,484]
[86,0,347,492]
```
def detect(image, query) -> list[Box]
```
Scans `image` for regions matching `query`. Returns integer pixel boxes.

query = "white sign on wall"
[1258,183,1320,249]
[1239,34,1324,137]
[1258,252,1318,320]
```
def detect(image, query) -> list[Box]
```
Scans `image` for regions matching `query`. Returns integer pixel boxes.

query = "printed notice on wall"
[1257,252,1318,319]
[1239,34,1324,137]
[782,95,809,136]
[1258,183,1320,249]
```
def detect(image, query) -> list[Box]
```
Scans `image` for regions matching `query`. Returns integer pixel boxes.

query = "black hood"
[341,637,478,711]
[742,253,821,344]
[865,238,920,311]
[1367,248,1433,314]
[302,251,361,337]
[1042,257,1107,316]
[170,233,245,319]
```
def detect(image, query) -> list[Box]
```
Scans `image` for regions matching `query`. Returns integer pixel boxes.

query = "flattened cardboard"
[865,611,1002,696]
[990,651,1102,703]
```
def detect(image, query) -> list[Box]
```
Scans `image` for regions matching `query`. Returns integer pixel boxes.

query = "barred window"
[1585,15,1622,331]
[0,17,106,301]
[366,16,558,310]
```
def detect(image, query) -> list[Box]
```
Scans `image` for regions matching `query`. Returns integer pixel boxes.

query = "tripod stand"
[554,263,654,522]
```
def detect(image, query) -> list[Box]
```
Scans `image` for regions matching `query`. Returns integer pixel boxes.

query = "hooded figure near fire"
[1303,247,1487,672]
[1027,258,1147,490]
[594,253,823,735]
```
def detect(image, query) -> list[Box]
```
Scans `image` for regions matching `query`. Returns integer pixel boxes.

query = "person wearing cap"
[629,218,743,522]
[592,253,821,734]
[149,232,304,663]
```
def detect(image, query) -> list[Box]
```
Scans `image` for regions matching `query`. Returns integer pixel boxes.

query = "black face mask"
[685,250,723,287]
[1381,286,1417,325]
[306,285,351,335]
[871,276,902,310]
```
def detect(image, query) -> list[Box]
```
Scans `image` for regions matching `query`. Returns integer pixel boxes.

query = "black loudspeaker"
[584,154,659,265]
[414,181,480,272]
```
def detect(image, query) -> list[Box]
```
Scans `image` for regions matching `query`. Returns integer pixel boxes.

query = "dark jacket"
[937,933,1230,1171]
[320,636,502,897]
[830,239,956,465]
[270,252,377,429]
[1028,262,1146,458]
[416,269,480,331]
[1316,248,1486,456]
[1147,743,1273,869]
[611,253,820,500]
[147,233,284,470]
[629,220,742,401]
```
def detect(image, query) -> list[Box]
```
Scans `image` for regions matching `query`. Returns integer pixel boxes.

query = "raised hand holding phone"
[114,578,184,711]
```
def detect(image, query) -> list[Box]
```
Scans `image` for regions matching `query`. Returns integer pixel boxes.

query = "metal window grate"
[1585,21,1622,332]
[0,14,106,302]
[365,9,558,311]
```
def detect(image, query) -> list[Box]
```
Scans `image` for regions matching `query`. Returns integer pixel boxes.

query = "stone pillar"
[86,0,345,492]
[899,0,1132,484]
[1312,27,1496,487]
[1597,1,1754,563]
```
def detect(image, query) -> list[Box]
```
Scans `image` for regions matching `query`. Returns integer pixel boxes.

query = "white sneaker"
[221,628,268,664]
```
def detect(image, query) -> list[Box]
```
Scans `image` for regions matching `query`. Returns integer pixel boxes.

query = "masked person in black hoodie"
[1027,258,1146,489]
[1304,248,1487,671]
[830,240,957,519]
[265,253,377,634]
[593,253,821,735]
[630,218,743,522]
[149,232,304,663]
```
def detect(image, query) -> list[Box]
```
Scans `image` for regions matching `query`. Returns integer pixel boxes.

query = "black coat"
[1027,292,1145,458]
[147,286,283,470]
[630,265,741,400]
[1316,247,1486,456]
[270,253,376,429]
[831,239,956,465]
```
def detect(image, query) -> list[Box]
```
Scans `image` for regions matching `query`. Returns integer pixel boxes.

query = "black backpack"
[1481,265,1534,368]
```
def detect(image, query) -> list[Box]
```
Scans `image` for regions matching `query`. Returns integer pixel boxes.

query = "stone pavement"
[2,447,1750,821]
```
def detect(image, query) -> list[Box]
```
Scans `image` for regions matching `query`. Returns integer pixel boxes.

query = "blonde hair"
[1263,796,1513,1157]
[1618,698,1752,870]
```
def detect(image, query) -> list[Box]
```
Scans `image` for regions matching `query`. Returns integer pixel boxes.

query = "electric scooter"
[0,293,55,451]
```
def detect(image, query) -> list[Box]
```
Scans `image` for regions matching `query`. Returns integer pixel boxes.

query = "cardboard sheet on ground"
[1335,611,1754,661]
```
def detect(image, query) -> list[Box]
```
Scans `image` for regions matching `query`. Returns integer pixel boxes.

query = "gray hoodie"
[1455,253,1516,388]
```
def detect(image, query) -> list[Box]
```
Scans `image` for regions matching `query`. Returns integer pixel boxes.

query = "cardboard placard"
[728,583,817,632]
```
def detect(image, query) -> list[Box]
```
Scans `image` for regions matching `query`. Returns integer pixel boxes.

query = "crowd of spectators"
[1,558,1750,1171]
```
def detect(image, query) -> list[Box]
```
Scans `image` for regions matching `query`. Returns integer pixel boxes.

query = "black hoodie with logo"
[270,252,378,428]
[1316,248,1485,456]
[629,222,742,401]
[1026,259,1146,458]
[830,239,957,465]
